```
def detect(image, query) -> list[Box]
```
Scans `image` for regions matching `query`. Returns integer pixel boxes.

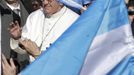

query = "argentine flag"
[80,0,134,75]
[20,0,134,75]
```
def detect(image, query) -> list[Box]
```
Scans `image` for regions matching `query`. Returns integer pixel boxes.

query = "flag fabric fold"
[58,0,85,10]
[108,55,134,75]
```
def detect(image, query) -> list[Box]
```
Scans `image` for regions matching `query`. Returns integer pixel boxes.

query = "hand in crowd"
[80,3,91,14]
[80,6,87,13]
[8,21,22,40]
[2,54,16,75]
[19,39,41,58]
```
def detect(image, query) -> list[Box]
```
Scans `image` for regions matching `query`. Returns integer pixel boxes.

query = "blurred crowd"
[0,0,134,75]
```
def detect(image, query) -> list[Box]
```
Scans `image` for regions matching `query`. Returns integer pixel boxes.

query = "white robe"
[10,6,79,61]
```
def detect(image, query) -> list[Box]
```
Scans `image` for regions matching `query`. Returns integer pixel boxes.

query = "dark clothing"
[21,0,33,13]
[0,0,29,72]
[131,20,134,36]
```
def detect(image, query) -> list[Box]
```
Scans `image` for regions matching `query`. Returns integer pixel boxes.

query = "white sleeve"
[21,13,33,39]
[10,38,27,54]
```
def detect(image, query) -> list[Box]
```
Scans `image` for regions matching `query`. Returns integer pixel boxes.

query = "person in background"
[0,0,29,73]
[31,0,42,11]
[127,0,134,36]
[21,0,33,13]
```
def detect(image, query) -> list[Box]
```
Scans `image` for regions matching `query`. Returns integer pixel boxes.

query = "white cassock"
[10,6,79,61]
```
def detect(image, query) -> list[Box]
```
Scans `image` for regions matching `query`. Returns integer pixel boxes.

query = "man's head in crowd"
[32,0,42,11]
[128,0,134,22]
[5,0,18,4]
[42,0,63,17]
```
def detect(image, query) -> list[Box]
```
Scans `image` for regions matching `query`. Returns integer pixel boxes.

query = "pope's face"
[42,0,61,16]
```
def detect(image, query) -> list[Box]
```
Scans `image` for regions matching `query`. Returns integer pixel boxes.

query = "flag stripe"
[80,24,133,75]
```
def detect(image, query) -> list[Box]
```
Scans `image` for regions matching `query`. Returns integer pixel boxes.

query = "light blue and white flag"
[20,0,110,75]
[80,0,134,75]
[58,0,86,10]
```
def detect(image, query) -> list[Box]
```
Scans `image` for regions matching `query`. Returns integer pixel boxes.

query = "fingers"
[19,39,24,44]
[8,21,19,29]
[19,39,31,48]
[2,54,16,68]
[81,6,87,11]
[10,58,16,69]
[2,53,9,66]
[2,61,7,75]
[19,39,31,44]
[9,22,15,29]
[1,54,17,75]
[19,38,40,57]
[8,21,20,31]
[2,54,6,70]
[2,61,5,70]
[19,39,37,48]
[14,21,19,26]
